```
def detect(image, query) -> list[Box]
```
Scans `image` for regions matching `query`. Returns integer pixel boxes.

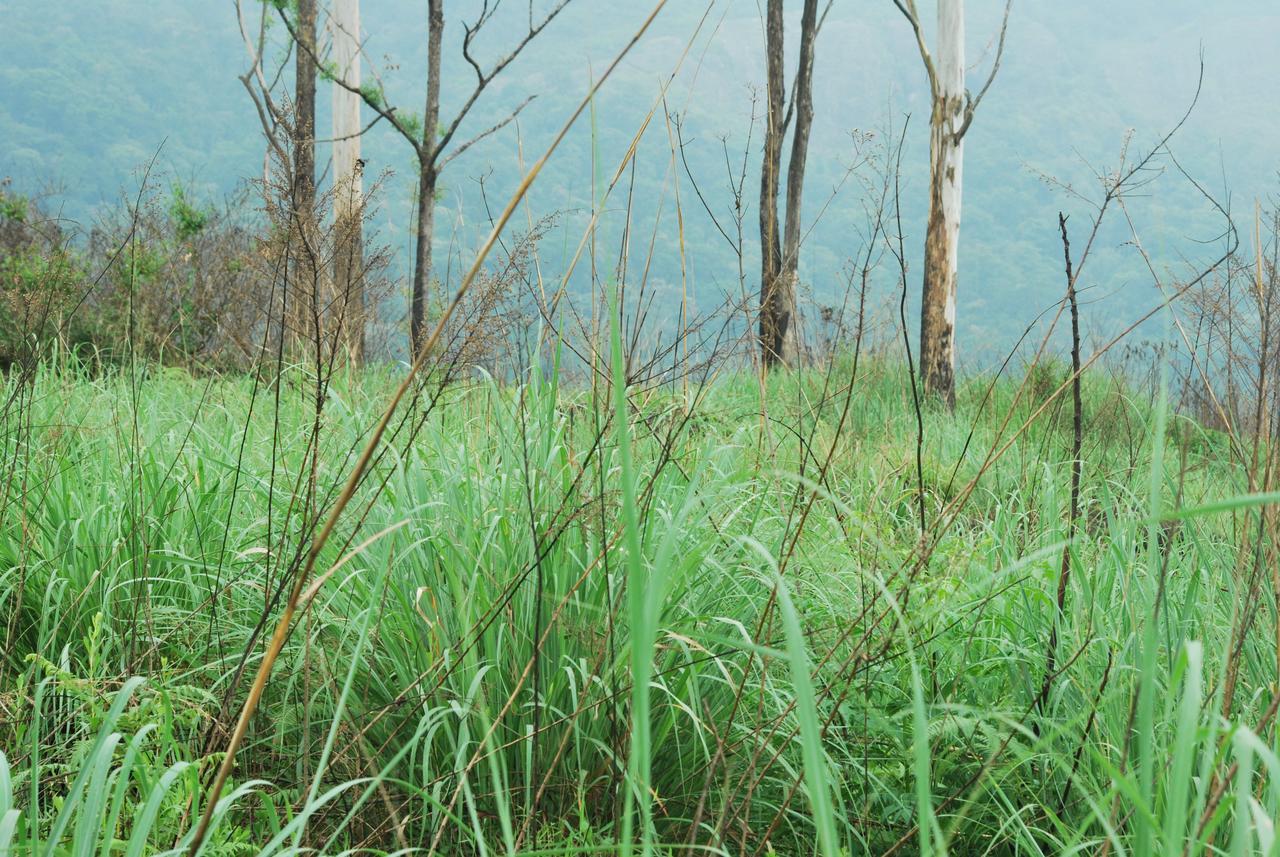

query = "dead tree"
[894,0,1010,407]
[288,0,573,355]
[759,0,820,369]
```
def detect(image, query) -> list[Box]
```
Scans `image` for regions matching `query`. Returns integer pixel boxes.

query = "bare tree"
[331,0,365,362]
[759,0,820,369]
[894,0,1010,407]
[289,0,573,355]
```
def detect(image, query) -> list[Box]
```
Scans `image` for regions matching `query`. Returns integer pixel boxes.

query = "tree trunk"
[777,0,819,366]
[919,0,965,408]
[410,159,437,356]
[758,0,787,369]
[410,0,443,357]
[293,0,316,220]
[331,0,364,363]
[292,0,318,348]
[758,0,819,370]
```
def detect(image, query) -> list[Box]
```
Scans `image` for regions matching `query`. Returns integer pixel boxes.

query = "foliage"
[358,82,385,111]
[2,3,1279,852]
[168,182,210,241]
[0,187,84,368]
[2,355,1278,853]
[0,193,27,224]
[0,181,286,371]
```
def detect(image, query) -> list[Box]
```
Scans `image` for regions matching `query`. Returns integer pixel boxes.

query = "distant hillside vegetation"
[2,0,1276,359]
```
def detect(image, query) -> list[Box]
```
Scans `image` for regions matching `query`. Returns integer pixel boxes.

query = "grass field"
[1,352,1278,855]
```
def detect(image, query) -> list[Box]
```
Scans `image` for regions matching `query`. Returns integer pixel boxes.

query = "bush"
[81,183,269,370]
[0,181,84,370]
[0,179,279,373]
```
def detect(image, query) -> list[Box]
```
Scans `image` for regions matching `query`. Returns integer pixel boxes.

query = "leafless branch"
[440,94,536,168]
[234,0,291,167]
[892,0,938,98]
[316,112,385,144]
[673,116,738,251]
[956,0,1013,140]
[277,0,573,168]
[274,5,422,154]
[440,0,573,161]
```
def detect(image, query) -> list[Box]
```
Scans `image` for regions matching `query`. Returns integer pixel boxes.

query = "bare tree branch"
[316,112,385,144]
[274,5,423,155]
[439,0,572,162]
[673,116,738,251]
[892,0,938,97]
[234,0,291,168]
[439,94,536,168]
[955,0,1013,140]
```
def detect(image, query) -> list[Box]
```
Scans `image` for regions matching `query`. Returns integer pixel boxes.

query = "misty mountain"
[3,0,1276,362]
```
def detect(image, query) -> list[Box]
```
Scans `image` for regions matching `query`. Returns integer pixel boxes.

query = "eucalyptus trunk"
[919,0,965,408]
[410,161,438,355]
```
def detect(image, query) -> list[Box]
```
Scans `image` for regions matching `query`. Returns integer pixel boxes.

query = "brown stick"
[1037,212,1083,709]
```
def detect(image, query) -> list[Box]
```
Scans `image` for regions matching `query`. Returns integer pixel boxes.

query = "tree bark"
[919,0,965,408]
[410,159,437,356]
[292,0,318,347]
[331,0,364,362]
[777,0,819,365]
[758,0,787,368]
[410,0,444,357]
[758,0,818,370]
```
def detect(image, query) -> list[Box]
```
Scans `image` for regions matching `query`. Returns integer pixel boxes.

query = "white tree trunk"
[331,0,361,216]
[920,0,965,406]
[331,0,364,360]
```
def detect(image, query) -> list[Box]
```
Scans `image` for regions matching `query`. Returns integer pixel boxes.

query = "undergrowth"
[1,354,1277,855]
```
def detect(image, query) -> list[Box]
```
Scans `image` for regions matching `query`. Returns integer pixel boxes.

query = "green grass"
[1,354,1278,855]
